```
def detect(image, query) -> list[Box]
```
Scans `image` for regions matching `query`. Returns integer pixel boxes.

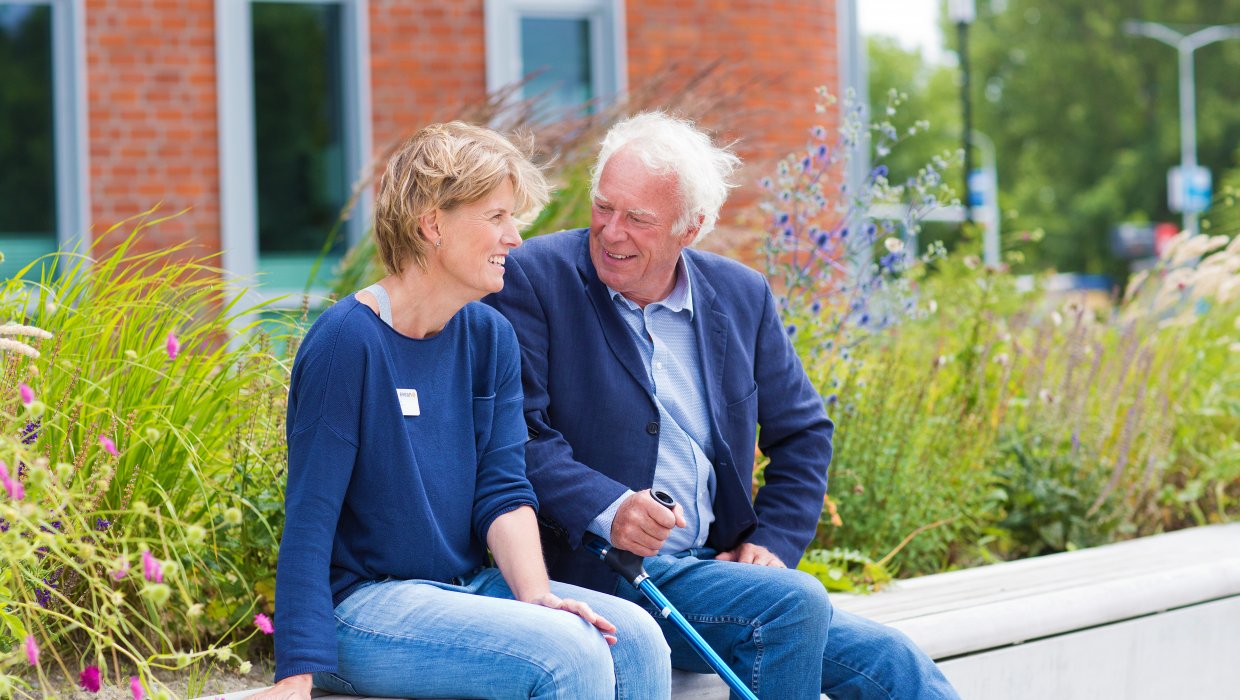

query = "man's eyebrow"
[627,208,657,219]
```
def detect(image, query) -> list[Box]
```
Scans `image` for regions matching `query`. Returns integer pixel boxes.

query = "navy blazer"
[485,229,833,593]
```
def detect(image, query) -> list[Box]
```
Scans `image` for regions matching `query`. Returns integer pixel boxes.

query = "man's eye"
[595,202,612,212]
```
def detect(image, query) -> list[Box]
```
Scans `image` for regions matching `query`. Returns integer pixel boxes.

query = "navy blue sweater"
[273,297,536,681]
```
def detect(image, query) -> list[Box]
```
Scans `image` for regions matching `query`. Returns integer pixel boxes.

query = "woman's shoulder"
[298,296,379,358]
[459,301,516,338]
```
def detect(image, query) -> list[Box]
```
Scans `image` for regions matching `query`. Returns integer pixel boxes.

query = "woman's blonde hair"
[373,121,550,275]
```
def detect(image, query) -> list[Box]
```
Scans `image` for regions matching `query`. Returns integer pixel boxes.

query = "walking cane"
[583,491,760,700]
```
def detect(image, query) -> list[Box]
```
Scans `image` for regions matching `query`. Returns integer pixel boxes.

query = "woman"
[255,123,671,700]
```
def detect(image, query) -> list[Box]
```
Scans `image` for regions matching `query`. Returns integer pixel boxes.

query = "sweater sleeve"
[273,311,364,681]
[471,320,538,541]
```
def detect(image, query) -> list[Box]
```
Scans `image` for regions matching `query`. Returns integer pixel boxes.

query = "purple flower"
[20,420,40,445]
[166,331,180,360]
[19,382,34,406]
[80,665,102,693]
[96,517,112,531]
[254,612,274,634]
[142,550,163,583]
[24,635,39,665]
[0,460,24,501]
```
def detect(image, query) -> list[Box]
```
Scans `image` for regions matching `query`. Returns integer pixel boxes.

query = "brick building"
[0,0,850,301]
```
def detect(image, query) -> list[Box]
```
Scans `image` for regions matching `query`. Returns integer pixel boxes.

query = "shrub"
[0,210,291,697]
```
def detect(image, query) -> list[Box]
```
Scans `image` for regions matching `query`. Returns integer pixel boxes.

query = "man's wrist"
[587,489,635,540]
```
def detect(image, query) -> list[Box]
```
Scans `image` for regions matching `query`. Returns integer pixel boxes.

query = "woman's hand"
[526,591,618,646]
[244,673,312,700]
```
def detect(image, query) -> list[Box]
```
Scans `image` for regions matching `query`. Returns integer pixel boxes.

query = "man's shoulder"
[684,248,770,300]
[511,228,589,271]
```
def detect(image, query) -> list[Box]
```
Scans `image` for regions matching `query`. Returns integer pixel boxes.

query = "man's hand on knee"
[610,490,686,556]
[717,542,786,567]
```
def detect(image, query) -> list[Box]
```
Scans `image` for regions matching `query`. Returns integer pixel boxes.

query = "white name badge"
[397,388,420,416]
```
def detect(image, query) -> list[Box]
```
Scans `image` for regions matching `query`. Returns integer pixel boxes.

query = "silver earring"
[434,238,442,249]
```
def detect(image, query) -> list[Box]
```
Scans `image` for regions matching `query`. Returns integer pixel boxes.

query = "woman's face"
[434,177,522,300]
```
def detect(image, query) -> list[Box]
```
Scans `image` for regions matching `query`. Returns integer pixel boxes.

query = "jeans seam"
[333,614,563,688]
[673,612,762,695]
[824,653,896,700]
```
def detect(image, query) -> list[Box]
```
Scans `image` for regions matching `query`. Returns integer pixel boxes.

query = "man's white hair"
[591,112,741,244]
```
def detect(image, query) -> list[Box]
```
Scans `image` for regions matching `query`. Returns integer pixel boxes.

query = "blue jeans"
[313,568,671,699]
[614,550,960,700]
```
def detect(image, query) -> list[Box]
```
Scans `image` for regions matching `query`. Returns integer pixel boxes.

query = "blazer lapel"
[684,253,729,437]
[577,239,652,392]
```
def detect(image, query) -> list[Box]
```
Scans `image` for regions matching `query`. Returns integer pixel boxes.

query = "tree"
[963,0,1240,275]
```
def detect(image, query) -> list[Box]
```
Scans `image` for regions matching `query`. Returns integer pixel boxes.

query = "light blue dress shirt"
[587,256,717,554]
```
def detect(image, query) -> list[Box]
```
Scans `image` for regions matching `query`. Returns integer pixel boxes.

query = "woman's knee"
[530,614,617,699]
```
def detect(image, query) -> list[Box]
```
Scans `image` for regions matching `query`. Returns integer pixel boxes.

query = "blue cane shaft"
[636,579,759,700]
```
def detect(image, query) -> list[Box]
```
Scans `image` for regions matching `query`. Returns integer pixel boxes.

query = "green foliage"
[0,210,291,695]
[965,0,1240,275]
[796,229,1240,574]
[798,548,892,593]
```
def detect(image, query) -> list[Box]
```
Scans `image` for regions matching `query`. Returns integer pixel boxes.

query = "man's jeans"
[615,549,961,700]
[313,568,672,699]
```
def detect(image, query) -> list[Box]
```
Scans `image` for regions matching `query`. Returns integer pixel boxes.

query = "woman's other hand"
[527,592,618,646]
[245,673,312,700]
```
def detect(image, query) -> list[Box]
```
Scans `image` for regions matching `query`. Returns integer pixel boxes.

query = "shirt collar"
[608,255,695,318]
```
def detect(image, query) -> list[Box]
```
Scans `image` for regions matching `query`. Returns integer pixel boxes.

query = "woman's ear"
[418,209,441,244]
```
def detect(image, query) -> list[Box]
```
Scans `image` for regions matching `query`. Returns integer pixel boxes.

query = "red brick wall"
[625,0,839,258]
[86,0,219,258]
[368,1,488,160]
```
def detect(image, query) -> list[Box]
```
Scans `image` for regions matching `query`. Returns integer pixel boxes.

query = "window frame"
[484,0,626,113]
[215,0,372,307]
[0,0,90,267]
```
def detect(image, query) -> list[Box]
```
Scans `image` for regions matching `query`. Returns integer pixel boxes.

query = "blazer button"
[646,421,660,435]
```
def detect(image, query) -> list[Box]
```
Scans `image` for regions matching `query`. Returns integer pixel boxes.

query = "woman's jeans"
[312,568,671,699]
[615,548,961,700]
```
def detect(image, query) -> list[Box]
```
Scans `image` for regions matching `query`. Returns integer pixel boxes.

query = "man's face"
[588,148,697,307]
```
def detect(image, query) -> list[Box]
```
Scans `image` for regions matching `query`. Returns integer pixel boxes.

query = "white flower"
[1051,311,1063,327]
[1038,389,1055,404]
[927,300,938,314]
[994,353,1010,366]
[884,237,904,253]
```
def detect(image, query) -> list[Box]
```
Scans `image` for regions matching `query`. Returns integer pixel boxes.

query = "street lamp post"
[1125,21,1240,237]
[949,0,976,225]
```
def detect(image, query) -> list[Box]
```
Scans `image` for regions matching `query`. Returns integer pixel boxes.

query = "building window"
[216,0,371,303]
[0,0,86,281]
[486,0,625,119]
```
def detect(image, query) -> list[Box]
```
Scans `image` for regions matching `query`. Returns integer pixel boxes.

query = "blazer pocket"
[725,384,758,408]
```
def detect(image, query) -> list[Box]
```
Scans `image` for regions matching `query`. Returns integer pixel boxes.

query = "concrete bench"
[204,523,1240,699]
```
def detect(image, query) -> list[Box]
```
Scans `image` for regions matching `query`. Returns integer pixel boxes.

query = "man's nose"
[599,210,626,241]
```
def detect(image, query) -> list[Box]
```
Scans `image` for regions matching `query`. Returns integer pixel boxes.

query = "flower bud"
[139,583,172,606]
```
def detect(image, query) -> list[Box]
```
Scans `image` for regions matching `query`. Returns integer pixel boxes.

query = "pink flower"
[112,558,130,581]
[79,665,102,693]
[0,460,23,501]
[141,550,163,583]
[166,331,180,360]
[19,382,34,406]
[24,635,38,665]
[254,612,274,635]
[130,676,144,700]
[99,435,118,456]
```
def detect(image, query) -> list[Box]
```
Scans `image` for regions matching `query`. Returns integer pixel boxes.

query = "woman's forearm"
[485,505,552,603]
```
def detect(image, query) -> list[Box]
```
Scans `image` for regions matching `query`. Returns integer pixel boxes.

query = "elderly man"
[485,112,958,699]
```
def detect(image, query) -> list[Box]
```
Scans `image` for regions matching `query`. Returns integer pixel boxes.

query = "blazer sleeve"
[487,255,632,548]
[746,280,834,566]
